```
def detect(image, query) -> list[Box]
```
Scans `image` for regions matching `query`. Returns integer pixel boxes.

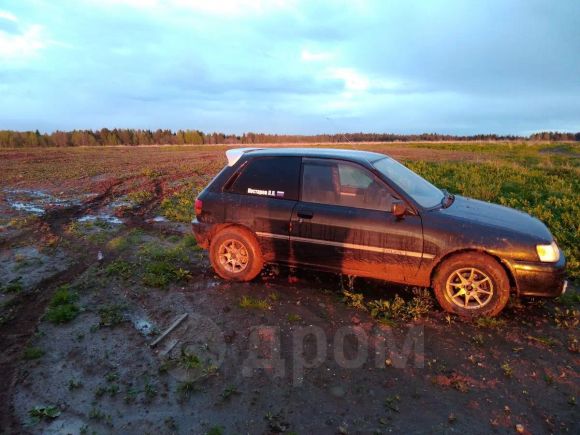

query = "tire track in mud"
[0,178,170,433]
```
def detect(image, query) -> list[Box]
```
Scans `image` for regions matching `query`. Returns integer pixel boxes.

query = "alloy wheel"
[445,267,494,309]
[218,239,249,273]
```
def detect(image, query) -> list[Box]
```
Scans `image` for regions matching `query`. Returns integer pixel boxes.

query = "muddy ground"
[0,146,578,435]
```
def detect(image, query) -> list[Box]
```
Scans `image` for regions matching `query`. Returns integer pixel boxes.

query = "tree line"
[0,128,578,148]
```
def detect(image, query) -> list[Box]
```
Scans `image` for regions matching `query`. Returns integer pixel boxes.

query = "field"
[0,142,578,434]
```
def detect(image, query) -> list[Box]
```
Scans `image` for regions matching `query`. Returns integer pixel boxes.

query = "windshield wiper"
[441,189,455,208]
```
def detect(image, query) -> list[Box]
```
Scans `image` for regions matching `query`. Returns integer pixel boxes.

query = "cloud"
[0,10,17,22]
[300,49,335,62]
[87,0,297,16]
[0,22,45,59]
[325,67,369,92]
[0,0,578,134]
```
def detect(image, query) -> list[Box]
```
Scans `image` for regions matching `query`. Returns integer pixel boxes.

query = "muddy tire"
[433,252,510,318]
[209,227,263,282]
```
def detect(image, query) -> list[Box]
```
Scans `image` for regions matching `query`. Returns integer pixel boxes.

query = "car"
[191,147,567,317]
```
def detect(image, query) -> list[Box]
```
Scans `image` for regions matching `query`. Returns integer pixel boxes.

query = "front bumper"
[507,254,567,297]
[191,217,212,249]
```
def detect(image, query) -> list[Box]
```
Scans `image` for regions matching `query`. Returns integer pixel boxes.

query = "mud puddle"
[78,214,124,225]
[3,189,96,216]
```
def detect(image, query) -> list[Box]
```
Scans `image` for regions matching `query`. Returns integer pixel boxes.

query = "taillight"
[194,199,203,216]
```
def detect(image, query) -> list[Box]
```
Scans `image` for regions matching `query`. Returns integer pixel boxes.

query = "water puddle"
[78,214,124,225]
[129,316,156,336]
[9,201,45,215]
[110,197,133,209]
[4,189,90,216]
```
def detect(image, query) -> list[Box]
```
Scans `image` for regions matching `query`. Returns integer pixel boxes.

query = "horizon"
[1,0,579,135]
[2,127,578,137]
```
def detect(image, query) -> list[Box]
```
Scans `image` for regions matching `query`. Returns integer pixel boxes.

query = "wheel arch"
[429,249,517,292]
[208,222,257,245]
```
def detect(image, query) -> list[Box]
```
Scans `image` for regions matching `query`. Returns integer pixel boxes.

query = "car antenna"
[325,116,359,150]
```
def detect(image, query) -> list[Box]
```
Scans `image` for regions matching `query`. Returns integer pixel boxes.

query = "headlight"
[536,241,560,262]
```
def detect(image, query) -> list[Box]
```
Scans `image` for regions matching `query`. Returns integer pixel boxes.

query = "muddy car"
[192,148,567,317]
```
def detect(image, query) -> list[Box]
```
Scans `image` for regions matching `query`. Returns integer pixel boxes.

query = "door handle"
[297,210,313,219]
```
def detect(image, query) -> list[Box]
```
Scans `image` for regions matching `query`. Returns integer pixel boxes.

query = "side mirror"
[392,200,407,218]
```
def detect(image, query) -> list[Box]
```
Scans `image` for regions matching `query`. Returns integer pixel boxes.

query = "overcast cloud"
[0,0,578,135]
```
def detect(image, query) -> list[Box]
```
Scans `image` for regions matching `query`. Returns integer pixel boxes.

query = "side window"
[338,164,373,189]
[301,158,398,211]
[228,156,301,201]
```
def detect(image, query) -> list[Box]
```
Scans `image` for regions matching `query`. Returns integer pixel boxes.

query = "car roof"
[225,147,388,166]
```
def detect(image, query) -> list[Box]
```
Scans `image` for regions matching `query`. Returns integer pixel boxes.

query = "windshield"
[372,157,445,208]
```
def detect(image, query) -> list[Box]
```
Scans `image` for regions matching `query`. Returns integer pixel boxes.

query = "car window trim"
[221,159,248,192]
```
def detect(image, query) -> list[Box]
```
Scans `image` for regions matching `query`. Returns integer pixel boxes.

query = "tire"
[209,227,263,282]
[433,252,510,317]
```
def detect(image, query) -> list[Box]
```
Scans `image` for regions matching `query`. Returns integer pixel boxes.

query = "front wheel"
[433,252,510,317]
[209,227,263,281]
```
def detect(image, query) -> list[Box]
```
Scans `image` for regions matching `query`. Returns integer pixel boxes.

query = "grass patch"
[268,292,280,301]
[45,285,80,324]
[554,307,579,329]
[98,303,125,327]
[139,241,192,288]
[127,190,153,206]
[557,291,580,307]
[1,277,24,294]
[342,289,367,311]
[384,395,401,413]
[239,295,270,310]
[176,381,199,400]
[142,261,190,287]
[220,385,240,401]
[23,346,44,360]
[105,259,134,279]
[182,234,198,248]
[142,167,164,178]
[28,405,60,423]
[475,316,506,329]
[88,407,112,426]
[95,384,120,399]
[160,181,199,222]
[527,335,558,347]
[287,313,302,323]
[501,361,513,378]
[179,350,203,370]
[344,288,434,324]
[207,426,224,435]
[106,228,144,251]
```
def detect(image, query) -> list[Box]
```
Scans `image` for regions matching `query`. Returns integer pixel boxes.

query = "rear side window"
[228,156,301,201]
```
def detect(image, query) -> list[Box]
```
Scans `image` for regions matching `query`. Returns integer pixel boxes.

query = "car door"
[289,158,424,283]
[223,156,301,263]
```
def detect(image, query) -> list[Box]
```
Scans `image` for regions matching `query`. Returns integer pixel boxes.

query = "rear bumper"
[191,217,211,249]
[507,254,567,297]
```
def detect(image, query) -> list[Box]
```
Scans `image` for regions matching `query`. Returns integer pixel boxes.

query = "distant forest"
[0,129,578,148]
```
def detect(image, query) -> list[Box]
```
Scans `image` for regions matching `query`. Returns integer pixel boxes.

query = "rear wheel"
[210,227,263,281]
[433,252,510,317]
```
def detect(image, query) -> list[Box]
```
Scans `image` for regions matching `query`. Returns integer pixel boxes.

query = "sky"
[0,0,578,135]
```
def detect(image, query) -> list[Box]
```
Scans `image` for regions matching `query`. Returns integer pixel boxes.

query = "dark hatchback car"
[192,148,567,317]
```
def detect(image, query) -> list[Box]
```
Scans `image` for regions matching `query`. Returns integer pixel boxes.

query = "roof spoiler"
[225,148,263,167]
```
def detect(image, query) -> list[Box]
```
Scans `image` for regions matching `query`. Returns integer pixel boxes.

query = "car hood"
[437,195,553,242]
